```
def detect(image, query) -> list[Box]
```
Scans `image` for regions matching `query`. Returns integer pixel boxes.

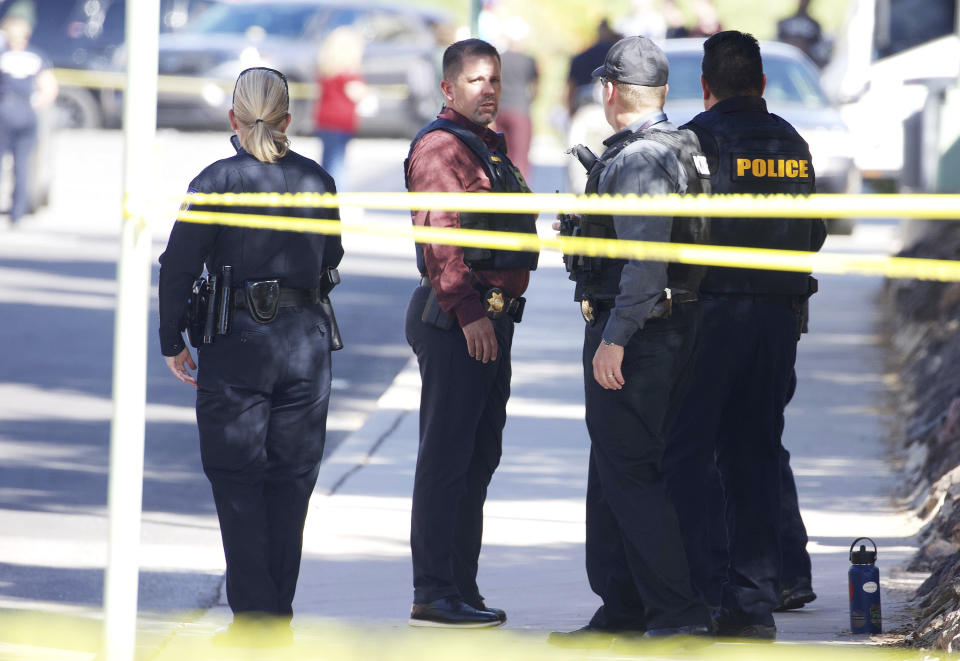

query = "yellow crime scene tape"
[1,611,956,660]
[53,68,316,99]
[174,192,960,283]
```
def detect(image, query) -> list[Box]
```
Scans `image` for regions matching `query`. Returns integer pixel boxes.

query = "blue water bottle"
[848,537,881,634]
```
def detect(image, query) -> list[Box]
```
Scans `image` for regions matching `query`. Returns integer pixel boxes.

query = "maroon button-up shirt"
[406,107,531,327]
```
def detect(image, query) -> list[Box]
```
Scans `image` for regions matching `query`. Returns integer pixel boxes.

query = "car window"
[763,56,828,108]
[184,4,320,38]
[665,51,828,109]
[323,8,431,44]
[665,53,704,101]
[875,0,954,60]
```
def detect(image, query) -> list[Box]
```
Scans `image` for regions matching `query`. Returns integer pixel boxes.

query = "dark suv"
[0,0,209,128]
[154,0,449,137]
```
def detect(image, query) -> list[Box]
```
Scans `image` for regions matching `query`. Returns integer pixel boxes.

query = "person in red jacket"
[313,26,367,188]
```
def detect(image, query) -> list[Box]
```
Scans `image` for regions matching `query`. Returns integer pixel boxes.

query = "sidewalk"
[141,223,925,658]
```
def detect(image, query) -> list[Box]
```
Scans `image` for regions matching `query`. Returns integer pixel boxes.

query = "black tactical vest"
[571,127,711,303]
[404,118,539,273]
[683,103,819,295]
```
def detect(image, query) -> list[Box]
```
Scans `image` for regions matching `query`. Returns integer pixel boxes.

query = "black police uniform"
[404,117,537,610]
[158,136,343,616]
[569,113,711,632]
[662,95,826,631]
[0,45,49,223]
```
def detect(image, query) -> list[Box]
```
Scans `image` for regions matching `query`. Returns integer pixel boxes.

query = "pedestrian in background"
[550,35,711,645]
[404,38,537,629]
[0,15,56,227]
[496,15,538,183]
[159,67,343,644]
[313,26,367,189]
[663,31,826,640]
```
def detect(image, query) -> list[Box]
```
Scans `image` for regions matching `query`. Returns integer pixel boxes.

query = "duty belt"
[580,287,697,325]
[419,275,525,323]
[232,286,321,310]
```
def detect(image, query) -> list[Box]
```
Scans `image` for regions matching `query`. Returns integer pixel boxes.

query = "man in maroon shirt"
[403,38,537,628]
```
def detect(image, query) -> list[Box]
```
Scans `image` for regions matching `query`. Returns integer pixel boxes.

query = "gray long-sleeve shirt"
[597,112,687,345]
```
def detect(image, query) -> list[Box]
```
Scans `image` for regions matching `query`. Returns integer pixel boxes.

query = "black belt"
[232,286,319,309]
[580,287,697,325]
[419,275,525,323]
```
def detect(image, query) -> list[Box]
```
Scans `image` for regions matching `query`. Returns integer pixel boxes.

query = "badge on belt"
[484,288,506,319]
[581,298,595,324]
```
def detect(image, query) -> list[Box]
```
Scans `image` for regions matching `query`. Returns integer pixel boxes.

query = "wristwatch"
[601,337,617,347]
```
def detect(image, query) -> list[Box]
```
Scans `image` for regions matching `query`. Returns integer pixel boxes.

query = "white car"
[566,39,860,233]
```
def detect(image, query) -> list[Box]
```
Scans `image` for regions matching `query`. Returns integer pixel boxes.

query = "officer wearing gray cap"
[550,35,711,644]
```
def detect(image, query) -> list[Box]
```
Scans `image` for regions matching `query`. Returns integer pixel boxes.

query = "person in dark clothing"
[0,15,57,226]
[566,19,620,116]
[662,31,826,640]
[777,0,825,67]
[549,36,712,647]
[158,67,343,643]
[404,38,537,629]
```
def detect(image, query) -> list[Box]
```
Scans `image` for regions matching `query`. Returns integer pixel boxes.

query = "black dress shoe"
[775,578,817,611]
[644,624,712,637]
[471,599,506,622]
[716,622,777,640]
[547,625,620,649]
[409,597,503,628]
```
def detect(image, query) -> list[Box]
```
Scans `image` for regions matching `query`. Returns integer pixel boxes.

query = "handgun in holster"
[317,267,343,351]
[186,265,233,347]
[794,275,819,339]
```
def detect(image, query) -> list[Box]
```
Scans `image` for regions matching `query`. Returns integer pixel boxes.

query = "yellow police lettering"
[737,158,751,177]
[786,160,798,177]
[799,160,808,178]
[752,158,766,176]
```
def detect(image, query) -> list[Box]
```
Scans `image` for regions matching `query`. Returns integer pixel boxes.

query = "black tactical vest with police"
[404,118,539,273]
[571,127,711,303]
[683,102,818,295]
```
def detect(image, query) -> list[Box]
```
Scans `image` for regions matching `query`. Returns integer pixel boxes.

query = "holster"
[184,278,208,348]
[244,279,282,323]
[420,285,457,330]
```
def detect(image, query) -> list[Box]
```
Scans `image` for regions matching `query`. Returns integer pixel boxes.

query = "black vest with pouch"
[571,126,711,303]
[404,118,539,273]
[683,100,821,295]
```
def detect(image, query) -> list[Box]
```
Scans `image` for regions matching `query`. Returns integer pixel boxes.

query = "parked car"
[0,0,208,129]
[662,39,861,234]
[151,0,450,137]
[566,39,861,234]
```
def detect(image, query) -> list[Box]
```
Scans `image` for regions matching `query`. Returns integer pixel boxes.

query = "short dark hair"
[442,38,500,81]
[701,30,764,100]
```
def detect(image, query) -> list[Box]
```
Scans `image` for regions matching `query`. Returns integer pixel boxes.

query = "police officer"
[404,38,537,628]
[158,67,343,640]
[551,36,711,643]
[662,31,826,639]
[0,15,57,226]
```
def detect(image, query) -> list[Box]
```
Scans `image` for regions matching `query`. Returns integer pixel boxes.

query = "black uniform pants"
[664,293,798,627]
[664,369,813,606]
[196,305,332,616]
[0,122,36,223]
[582,303,710,631]
[405,285,513,605]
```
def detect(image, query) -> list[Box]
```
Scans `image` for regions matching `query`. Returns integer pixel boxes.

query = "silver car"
[566,39,860,234]
[662,39,860,233]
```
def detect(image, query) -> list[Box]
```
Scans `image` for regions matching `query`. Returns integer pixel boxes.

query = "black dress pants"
[664,293,798,627]
[582,303,710,631]
[405,285,513,605]
[196,305,332,616]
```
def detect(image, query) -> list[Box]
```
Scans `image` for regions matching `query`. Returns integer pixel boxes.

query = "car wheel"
[54,88,103,129]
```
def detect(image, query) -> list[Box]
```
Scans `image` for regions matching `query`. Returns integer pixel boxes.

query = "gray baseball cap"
[591,35,669,86]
